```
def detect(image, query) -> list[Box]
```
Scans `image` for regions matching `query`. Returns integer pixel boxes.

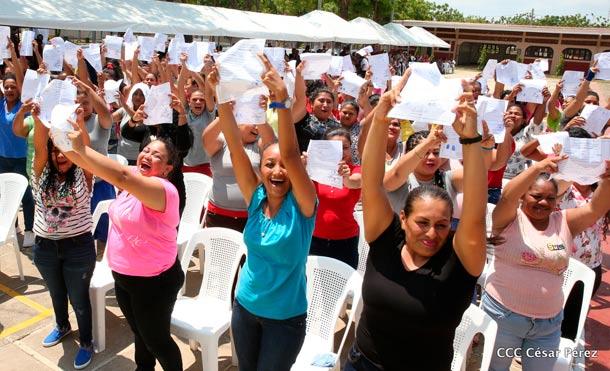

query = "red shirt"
[313,165,361,240]
[488,139,516,188]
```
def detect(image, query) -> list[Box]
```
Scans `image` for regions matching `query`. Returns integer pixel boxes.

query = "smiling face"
[144,73,157,87]
[136,140,173,178]
[521,179,558,224]
[312,92,334,121]
[340,104,358,127]
[132,89,145,108]
[400,197,452,259]
[414,144,446,180]
[239,124,259,144]
[387,119,401,142]
[51,146,74,174]
[260,143,291,199]
[3,78,19,103]
[506,105,525,131]
[189,91,205,116]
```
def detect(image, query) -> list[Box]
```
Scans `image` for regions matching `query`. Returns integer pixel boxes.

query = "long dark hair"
[406,130,446,190]
[41,139,77,198]
[403,185,454,219]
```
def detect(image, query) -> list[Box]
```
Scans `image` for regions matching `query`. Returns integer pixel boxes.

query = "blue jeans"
[33,233,96,346]
[231,300,306,371]
[482,293,563,371]
[91,180,115,242]
[310,235,359,270]
[488,187,502,205]
[0,156,34,230]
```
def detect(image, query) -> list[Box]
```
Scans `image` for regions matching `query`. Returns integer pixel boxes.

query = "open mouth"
[421,239,437,249]
[139,161,151,171]
[270,178,286,187]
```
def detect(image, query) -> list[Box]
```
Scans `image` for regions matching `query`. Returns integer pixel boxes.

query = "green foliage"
[555,54,565,76]
[477,47,488,70]
[165,0,610,27]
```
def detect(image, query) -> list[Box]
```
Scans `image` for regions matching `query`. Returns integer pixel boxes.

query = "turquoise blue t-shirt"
[236,184,317,320]
[0,98,26,158]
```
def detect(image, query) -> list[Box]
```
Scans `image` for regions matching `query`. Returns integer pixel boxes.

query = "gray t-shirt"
[85,113,111,156]
[115,108,140,162]
[387,170,456,215]
[183,107,215,166]
[209,137,260,211]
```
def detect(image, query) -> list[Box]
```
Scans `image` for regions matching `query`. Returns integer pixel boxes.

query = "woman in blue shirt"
[213,56,317,370]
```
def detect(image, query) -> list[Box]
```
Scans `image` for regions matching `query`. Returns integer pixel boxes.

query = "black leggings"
[560,264,602,340]
[112,259,185,371]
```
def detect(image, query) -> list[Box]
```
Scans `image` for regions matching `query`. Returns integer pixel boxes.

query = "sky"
[431,0,610,19]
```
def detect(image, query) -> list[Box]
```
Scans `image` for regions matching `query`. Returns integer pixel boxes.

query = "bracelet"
[459,134,483,145]
[481,145,495,151]
[585,69,595,82]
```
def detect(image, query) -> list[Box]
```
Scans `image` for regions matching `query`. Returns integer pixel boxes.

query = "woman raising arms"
[350,67,488,371]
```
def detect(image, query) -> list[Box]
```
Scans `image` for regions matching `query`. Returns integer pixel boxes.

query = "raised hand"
[534,154,568,173]
[132,104,147,123]
[452,93,478,139]
[258,54,288,101]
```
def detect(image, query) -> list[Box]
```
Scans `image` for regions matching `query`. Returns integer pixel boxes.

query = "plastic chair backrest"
[561,258,595,342]
[107,154,129,166]
[353,210,370,276]
[305,256,356,350]
[181,228,245,305]
[486,203,495,236]
[0,173,28,241]
[181,172,213,229]
[451,304,498,371]
[91,199,114,259]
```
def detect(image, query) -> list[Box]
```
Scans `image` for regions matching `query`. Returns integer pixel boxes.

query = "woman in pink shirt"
[60,117,184,370]
[485,156,610,371]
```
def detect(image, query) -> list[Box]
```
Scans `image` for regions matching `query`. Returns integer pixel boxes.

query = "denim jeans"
[231,300,306,371]
[33,233,96,346]
[309,235,359,270]
[112,259,184,371]
[488,187,502,205]
[343,343,383,371]
[0,156,34,230]
[482,293,563,371]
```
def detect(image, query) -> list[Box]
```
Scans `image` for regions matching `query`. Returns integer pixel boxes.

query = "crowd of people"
[1,27,609,371]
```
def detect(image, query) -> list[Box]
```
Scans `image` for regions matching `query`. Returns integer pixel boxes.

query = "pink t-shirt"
[485,208,573,318]
[107,176,180,277]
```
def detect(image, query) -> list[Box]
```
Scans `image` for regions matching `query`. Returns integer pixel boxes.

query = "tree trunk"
[339,0,350,19]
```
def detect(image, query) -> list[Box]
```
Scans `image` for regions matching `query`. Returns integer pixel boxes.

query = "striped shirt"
[33,165,93,239]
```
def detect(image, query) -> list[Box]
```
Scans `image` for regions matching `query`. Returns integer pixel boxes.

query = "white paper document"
[43,44,63,72]
[580,104,610,135]
[284,60,296,99]
[529,62,546,80]
[476,96,508,143]
[143,83,172,125]
[264,47,287,76]
[388,62,462,125]
[391,75,402,89]
[104,35,123,60]
[216,39,265,104]
[234,87,267,125]
[482,59,497,80]
[63,41,79,70]
[516,79,546,104]
[356,46,373,57]
[440,125,462,160]
[50,103,80,152]
[554,138,610,185]
[186,41,213,72]
[368,53,390,90]
[338,71,367,99]
[300,53,332,80]
[533,132,569,155]
[593,52,610,80]
[137,36,156,63]
[0,26,11,59]
[39,78,77,125]
[123,28,135,43]
[124,41,138,61]
[153,33,167,52]
[306,140,343,188]
[83,44,102,73]
[19,30,35,57]
[561,71,583,98]
[495,61,528,88]
[22,69,50,102]
[166,38,182,65]
[342,55,356,73]
[328,56,344,76]
[104,79,123,104]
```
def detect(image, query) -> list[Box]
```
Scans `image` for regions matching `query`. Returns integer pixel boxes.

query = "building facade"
[396,20,610,72]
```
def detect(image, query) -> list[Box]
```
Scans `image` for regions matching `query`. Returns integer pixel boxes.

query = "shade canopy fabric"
[349,17,405,46]
[299,10,385,44]
[383,23,426,46]
[408,26,451,48]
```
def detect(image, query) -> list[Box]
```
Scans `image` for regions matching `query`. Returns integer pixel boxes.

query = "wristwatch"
[269,97,292,109]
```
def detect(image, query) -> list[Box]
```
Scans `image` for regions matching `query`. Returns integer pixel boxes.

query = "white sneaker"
[23,231,35,247]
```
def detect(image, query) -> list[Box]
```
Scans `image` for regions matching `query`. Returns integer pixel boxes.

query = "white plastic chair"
[291,256,360,371]
[170,228,246,371]
[477,203,497,290]
[89,199,114,353]
[451,304,498,371]
[107,154,129,194]
[0,173,28,281]
[552,258,595,371]
[353,211,369,277]
[178,173,213,260]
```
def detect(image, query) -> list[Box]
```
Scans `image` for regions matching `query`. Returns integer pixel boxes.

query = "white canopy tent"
[300,10,384,44]
[408,26,451,48]
[383,23,427,46]
[349,17,403,46]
